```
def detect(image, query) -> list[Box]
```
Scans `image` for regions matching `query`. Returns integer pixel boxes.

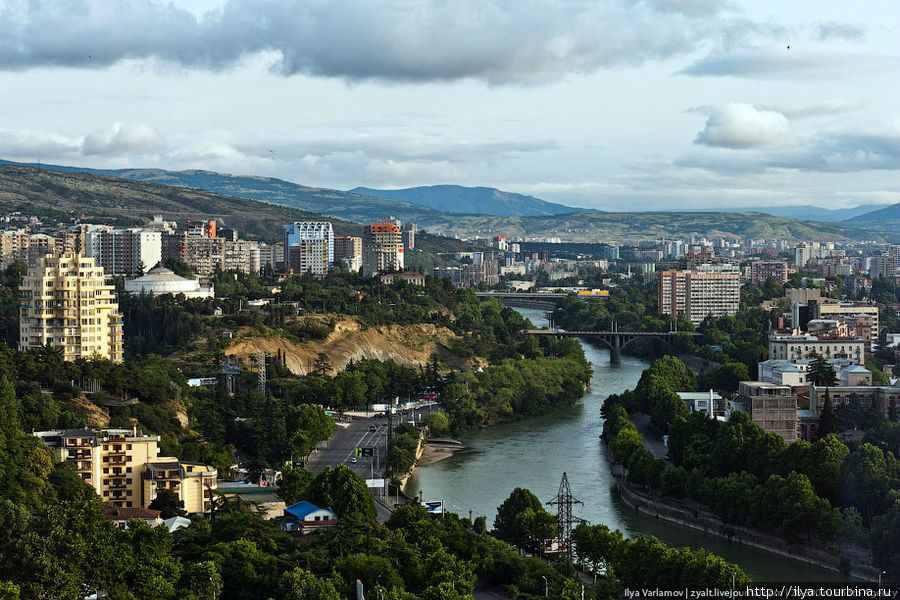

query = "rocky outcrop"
[226,319,460,375]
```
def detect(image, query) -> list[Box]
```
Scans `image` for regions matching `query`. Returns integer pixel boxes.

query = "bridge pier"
[609,335,622,365]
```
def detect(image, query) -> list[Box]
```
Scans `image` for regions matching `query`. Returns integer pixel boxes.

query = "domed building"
[124,265,214,299]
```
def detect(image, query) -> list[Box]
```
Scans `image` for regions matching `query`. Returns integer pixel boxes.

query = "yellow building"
[19,252,124,362]
[34,427,217,514]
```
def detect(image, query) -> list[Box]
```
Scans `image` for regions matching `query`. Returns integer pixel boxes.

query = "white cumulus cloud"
[82,123,166,156]
[695,103,796,149]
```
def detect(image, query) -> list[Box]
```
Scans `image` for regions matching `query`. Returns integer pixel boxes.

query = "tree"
[818,389,837,437]
[278,568,341,600]
[494,488,557,552]
[314,353,333,377]
[423,411,450,437]
[0,376,19,434]
[179,562,223,600]
[809,354,837,387]
[309,465,376,521]
[277,467,314,505]
[149,489,186,519]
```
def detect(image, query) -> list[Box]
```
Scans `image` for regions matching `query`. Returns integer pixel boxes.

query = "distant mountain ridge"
[845,203,900,229]
[0,159,895,242]
[348,184,586,217]
[678,204,886,222]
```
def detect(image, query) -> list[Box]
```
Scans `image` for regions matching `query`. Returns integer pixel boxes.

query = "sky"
[0,0,898,212]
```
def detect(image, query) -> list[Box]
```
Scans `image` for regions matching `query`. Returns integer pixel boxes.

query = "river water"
[405,306,843,581]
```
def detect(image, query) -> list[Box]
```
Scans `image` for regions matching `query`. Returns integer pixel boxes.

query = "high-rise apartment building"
[334,236,363,272]
[185,220,217,239]
[19,252,123,362]
[34,427,216,513]
[658,268,740,325]
[84,228,162,276]
[287,240,329,275]
[363,222,404,275]
[223,240,260,274]
[401,223,416,251]
[284,222,334,270]
[750,260,788,285]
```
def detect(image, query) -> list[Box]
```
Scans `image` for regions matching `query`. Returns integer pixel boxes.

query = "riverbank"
[399,436,467,490]
[601,434,878,581]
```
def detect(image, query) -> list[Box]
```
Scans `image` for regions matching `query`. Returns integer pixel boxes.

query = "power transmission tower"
[257,353,266,396]
[546,472,583,566]
[386,407,393,476]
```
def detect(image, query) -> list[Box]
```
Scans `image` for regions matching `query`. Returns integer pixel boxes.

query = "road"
[305,402,441,522]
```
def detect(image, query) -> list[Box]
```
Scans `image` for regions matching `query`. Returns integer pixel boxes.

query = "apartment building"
[363,222,404,275]
[657,268,741,325]
[738,381,798,443]
[185,219,217,239]
[19,252,123,362]
[401,223,416,251]
[223,240,260,274]
[34,427,216,513]
[284,222,334,269]
[810,300,880,339]
[0,228,31,267]
[334,236,363,272]
[84,228,162,276]
[750,260,788,285]
[287,240,329,275]
[768,334,865,365]
[183,237,225,276]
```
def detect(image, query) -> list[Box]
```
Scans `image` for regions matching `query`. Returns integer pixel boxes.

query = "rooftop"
[103,507,161,521]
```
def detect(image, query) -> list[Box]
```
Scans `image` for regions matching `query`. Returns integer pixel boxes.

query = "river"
[405,306,843,581]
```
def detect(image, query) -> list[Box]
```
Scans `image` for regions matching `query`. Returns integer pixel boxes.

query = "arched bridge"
[525,329,700,365]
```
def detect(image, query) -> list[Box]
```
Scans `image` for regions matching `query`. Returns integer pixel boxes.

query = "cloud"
[816,22,865,41]
[0,0,760,84]
[0,123,164,159]
[0,129,82,158]
[772,100,862,120]
[681,126,900,174]
[82,123,166,155]
[695,103,795,149]
[679,50,900,80]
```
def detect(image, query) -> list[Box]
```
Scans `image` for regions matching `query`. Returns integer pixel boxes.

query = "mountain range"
[0,159,895,243]
[348,185,584,217]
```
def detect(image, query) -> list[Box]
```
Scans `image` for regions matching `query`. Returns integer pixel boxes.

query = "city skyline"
[0,0,897,211]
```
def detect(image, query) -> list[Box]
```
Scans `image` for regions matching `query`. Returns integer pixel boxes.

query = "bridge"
[525,328,700,365]
[475,292,604,310]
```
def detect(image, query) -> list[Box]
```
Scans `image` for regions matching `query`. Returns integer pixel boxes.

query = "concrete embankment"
[601,436,878,581]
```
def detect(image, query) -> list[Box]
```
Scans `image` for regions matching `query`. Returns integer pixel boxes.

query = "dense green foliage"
[573,523,749,591]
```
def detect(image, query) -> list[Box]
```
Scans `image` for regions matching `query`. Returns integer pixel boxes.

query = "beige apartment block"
[19,252,123,362]
[363,222,404,275]
[34,428,217,514]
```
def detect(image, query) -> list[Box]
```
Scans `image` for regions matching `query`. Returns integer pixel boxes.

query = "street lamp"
[541,575,548,598]
[879,571,886,588]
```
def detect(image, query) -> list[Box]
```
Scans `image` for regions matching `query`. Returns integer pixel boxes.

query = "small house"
[280,501,338,534]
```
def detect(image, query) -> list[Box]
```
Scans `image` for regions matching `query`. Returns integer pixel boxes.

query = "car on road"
[369,425,377,432]
[350,457,358,463]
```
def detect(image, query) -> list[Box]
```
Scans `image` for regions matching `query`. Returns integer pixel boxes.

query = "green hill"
[844,203,900,231]
[415,210,890,243]
[0,164,472,262]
